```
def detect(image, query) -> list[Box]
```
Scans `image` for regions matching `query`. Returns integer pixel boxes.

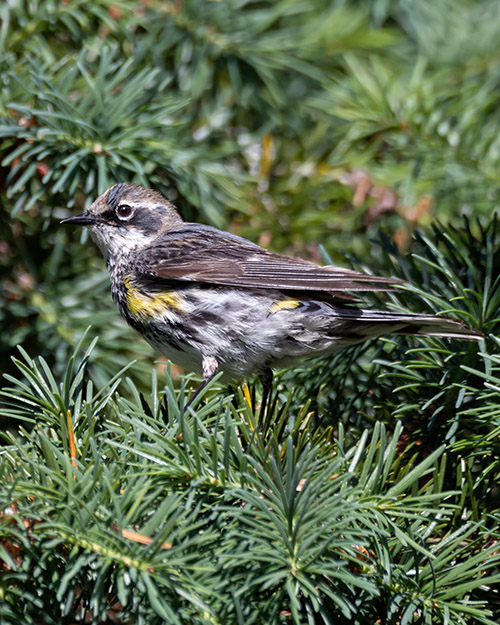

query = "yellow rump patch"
[268,299,301,315]
[124,275,185,319]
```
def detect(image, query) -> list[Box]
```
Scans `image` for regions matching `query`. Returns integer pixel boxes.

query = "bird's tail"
[352,309,483,341]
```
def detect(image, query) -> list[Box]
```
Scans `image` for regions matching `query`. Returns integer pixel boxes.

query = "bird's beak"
[60,212,96,226]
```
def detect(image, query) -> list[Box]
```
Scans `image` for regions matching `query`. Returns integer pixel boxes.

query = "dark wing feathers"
[136,223,403,294]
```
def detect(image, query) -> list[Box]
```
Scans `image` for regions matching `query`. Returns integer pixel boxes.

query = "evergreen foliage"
[1,338,499,623]
[1,0,500,622]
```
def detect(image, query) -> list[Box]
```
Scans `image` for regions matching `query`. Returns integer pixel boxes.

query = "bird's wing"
[135,224,403,294]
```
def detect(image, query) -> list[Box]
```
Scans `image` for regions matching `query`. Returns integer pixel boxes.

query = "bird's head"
[61,182,183,261]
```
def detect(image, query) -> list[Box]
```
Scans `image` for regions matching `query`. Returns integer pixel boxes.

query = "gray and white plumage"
[61,182,482,388]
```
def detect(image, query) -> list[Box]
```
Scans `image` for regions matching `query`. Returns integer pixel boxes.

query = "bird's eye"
[116,204,134,220]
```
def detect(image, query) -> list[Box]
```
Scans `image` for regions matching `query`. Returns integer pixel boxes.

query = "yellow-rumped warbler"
[61,182,482,402]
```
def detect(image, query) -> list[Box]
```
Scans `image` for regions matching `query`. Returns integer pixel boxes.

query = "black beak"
[60,212,96,226]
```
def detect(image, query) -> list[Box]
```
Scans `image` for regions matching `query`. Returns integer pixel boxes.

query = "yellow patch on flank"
[124,275,185,319]
[268,299,301,315]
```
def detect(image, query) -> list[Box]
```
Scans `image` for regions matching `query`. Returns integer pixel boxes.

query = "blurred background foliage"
[2,0,500,383]
[1,0,500,622]
[2,0,500,384]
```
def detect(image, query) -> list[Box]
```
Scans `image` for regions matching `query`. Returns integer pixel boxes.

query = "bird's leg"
[257,367,273,431]
[186,355,219,408]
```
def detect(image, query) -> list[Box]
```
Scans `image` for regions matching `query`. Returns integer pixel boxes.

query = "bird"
[61,182,482,408]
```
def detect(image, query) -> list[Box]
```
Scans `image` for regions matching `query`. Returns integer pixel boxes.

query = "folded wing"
[136,224,403,295]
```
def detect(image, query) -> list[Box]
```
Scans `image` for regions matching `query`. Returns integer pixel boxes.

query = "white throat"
[90,224,152,267]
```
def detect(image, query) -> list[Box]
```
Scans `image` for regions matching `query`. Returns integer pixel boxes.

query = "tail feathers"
[356,310,483,341]
[395,318,483,341]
